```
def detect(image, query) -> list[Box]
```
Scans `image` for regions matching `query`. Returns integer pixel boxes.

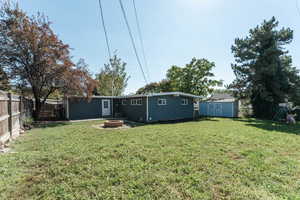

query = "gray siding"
[199,102,238,118]
[148,96,194,122]
[68,98,113,120]
[68,95,197,122]
[119,97,147,122]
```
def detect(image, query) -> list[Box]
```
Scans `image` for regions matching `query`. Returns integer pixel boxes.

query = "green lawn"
[1,118,300,200]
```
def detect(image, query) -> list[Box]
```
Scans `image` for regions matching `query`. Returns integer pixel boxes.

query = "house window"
[181,99,188,105]
[158,99,167,106]
[122,100,127,105]
[136,99,142,105]
[131,99,142,105]
[103,101,109,109]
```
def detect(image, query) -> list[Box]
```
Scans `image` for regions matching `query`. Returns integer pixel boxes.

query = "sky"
[17,0,300,94]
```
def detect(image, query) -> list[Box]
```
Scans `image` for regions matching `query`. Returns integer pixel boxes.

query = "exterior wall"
[148,96,194,122]
[199,102,238,118]
[68,98,113,120]
[68,94,197,122]
[119,97,147,122]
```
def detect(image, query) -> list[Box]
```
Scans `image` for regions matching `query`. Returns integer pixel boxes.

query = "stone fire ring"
[104,120,124,128]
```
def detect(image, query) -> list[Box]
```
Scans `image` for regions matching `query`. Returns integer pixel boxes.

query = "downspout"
[66,96,69,120]
[112,98,114,118]
[146,96,149,122]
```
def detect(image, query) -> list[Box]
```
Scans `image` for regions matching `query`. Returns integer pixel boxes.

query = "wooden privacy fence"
[0,90,33,147]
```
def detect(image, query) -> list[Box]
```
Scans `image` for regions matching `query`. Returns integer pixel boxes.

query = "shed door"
[215,103,223,117]
[208,103,223,117]
[102,100,111,116]
[208,103,215,116]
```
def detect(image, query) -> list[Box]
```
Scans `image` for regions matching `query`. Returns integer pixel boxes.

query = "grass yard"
[1,118,300,200]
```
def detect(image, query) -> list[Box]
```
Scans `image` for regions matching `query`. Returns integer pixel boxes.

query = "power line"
[98,0,112,60]
[118,0,148,85]
[98,0,116,96]
[297,0,300,17]
[132,0,151,82]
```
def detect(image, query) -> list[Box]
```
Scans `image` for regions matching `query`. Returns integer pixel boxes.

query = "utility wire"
[132,0,151,82]
[98,0,112,60]
[118,0,148,84]
[296,0,300,17]
[98,0,115,96]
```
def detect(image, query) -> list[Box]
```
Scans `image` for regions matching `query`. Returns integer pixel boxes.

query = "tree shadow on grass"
[196,117,221,122]
[152,117,220,125]
[124,120,145,128]
[33,121,71,129]
[233,118,300,135]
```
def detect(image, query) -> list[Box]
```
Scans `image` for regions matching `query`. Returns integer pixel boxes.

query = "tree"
[96,55,130,96]
[136,79,173,94]
[136,58,221,96]
[0,3,96,119]
[136,82,160,94]
[0,67,10,91]
[166,58,222,96]
[230,17,299,119]
[286,65,300,106]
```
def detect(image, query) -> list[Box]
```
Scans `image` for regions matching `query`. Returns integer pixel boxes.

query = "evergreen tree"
[230,17,299,119]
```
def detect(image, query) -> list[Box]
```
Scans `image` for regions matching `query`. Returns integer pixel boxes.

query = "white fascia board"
[148,92,204,99]
[68,96,116,99]
[68,92,204,100]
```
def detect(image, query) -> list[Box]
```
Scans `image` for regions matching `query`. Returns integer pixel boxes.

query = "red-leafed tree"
[0,2,97,119]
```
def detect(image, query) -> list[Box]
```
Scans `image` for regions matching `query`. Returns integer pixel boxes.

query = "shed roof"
[210,93,234,100]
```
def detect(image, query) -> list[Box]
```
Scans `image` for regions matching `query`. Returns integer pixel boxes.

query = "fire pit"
[104,120,124,128]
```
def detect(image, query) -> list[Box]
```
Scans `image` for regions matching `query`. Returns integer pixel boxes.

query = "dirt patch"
[92,124,131,130]
[0,146,16,154]
[92,120,144,130]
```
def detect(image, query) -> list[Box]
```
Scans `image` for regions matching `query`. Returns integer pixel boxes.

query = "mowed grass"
[1,118,300,200]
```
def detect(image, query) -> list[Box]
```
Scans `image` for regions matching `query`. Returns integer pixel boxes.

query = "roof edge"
[67,92,204,99]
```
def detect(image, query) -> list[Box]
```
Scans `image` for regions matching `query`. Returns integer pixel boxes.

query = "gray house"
[66,92,201,123]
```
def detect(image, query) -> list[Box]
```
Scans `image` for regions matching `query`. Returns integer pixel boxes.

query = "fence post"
[7,93,13,139]
[19,96,22,130]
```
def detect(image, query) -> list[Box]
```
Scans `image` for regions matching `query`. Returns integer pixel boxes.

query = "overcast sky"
[19,0,300,94]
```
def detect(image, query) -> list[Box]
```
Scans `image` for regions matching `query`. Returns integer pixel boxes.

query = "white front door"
[102,100,111,116]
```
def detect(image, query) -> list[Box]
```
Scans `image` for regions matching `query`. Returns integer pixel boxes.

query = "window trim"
[131,98,142,106]
[181,98,189,105]
[157,98,167,106]
[122,99,127,105]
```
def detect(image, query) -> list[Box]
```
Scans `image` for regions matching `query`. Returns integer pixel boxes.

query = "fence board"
[0,92,9,146]
[0,91,33,147]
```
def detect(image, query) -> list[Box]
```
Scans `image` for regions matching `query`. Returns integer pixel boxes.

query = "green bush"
[294,108,300,121]
[23,117,33,129]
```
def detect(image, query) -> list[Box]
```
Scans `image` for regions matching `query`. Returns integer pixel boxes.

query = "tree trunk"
[33,98,42,121]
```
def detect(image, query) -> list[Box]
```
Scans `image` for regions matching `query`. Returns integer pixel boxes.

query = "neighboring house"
[199,93,239,118]
[66,92,202,123]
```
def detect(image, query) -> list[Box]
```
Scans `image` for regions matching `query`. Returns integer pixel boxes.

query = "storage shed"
[199,101,239,118]
[199,93,239,118]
